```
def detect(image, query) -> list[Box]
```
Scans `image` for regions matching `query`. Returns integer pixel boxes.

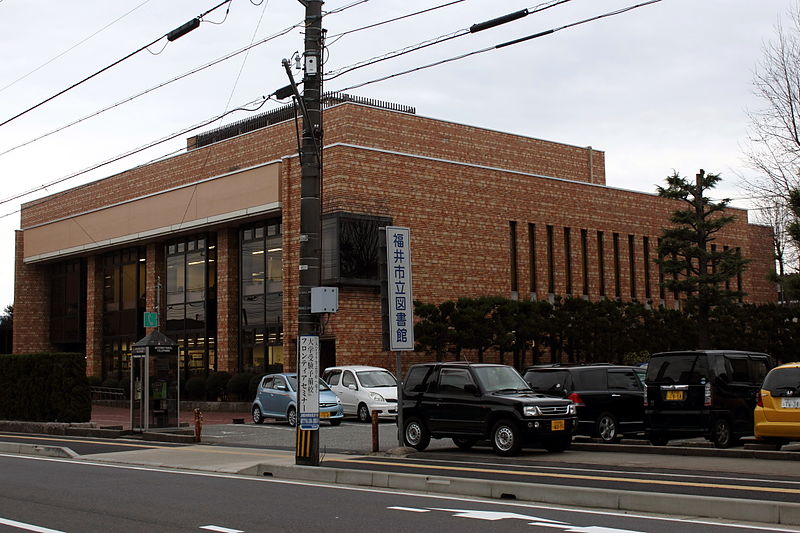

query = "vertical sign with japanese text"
[298,335,320,430]
[386,226,414,351]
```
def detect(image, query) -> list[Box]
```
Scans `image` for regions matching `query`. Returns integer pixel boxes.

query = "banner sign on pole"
[386,226,414,351]
[298,335,320,430]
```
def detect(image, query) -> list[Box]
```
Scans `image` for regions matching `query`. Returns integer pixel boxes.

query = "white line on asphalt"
[387,506,430,512]
[1,453,798,533]
[199,526,244,533]
[0,517,65,533]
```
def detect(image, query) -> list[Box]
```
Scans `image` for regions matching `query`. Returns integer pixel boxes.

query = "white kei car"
[322,365,399,422]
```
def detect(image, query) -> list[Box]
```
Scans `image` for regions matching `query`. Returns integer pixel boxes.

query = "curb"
[0,441,78,459]
[570,442,800,461]
[250,463,800,526]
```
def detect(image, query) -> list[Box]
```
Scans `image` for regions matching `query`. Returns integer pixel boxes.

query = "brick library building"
[13,94,776,381]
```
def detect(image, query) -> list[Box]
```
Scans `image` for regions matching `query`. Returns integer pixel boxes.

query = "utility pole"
[294,0,324,467]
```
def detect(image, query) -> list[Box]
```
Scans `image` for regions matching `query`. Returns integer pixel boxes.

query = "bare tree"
[743,4,800,204]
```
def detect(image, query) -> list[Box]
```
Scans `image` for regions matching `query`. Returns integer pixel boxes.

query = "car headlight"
[369,392,385,402]
[523,405,542,417]
[568,404,577,415]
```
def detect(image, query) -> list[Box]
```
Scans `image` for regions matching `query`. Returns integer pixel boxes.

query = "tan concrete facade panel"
[23,163,280,261]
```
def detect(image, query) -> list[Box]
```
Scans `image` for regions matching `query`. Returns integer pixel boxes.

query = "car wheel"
[287,406,297,427]
[711,418,733,448]
[357,403,371,423]
[543,435,571,453]
[452,437,477,449]
[648,432,669,446]
[403,417,430,451]
[595,412,619,443]
[491,419,521,456]
[329,419,342,426]
[252,405,264,425]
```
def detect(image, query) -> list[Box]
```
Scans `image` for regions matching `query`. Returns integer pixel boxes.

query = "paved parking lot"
[200,418,454,453]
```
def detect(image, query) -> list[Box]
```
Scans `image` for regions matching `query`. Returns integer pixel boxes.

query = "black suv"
[401,362,577,456]
[644,350,773,448]
[523,364,645,443]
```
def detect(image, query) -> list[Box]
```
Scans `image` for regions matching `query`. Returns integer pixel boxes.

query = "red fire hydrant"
[194,408,203,443]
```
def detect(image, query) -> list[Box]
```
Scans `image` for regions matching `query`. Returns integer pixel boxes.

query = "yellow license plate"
[551,419,565,431]
[320,411,330,418]
[666,390,685,401]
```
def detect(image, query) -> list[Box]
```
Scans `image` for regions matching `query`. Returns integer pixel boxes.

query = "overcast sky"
[0,0,793,309]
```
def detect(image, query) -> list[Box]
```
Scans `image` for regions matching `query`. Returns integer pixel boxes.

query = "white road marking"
[387,506,430,512]
[0,517,65,533]
[199,526,243,533]
[2,453,797,533]
[430,508,565,523]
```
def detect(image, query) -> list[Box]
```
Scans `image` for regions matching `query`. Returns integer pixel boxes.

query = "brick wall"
[13,231,54,353]
[84,255,103,376]
[216,227,239,373]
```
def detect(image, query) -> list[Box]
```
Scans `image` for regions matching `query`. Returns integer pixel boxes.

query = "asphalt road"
[0,432,185,455]
[0,453,793,533]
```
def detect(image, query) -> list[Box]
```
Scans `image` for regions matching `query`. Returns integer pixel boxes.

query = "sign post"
[298,335,320,431]
[386,226,414,447]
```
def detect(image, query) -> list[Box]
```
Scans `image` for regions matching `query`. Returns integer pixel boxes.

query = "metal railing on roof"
[190,92,415,149]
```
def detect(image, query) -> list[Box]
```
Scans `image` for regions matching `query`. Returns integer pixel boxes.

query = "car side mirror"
[464,383,479,396]
[348,384,357,391]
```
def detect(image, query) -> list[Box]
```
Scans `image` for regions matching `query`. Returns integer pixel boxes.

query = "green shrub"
[87,375,102,387]
[0,353,90,422]
[184,376,207,401]
[226,372,256,401]
[206,371,232,400]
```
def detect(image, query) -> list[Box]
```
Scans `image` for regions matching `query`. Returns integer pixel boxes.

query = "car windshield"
[286,376,331,391]
[473,366,531,393]
[357,370,397,387]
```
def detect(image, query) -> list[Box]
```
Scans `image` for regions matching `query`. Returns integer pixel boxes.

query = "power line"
[0,0,372,158]
[334,0,663,93]
[0,0,233,129]
[326,0,467,45]
[0,94,275,211]
[0,20,303,159]
[0,0,155,96]
[325,0,574,81]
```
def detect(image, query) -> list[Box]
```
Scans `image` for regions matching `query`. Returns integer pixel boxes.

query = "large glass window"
[165,235,217,376]
[240,220,283,373]
[101,248,145,380]
[321,212,391,286]
[50,259,86,347]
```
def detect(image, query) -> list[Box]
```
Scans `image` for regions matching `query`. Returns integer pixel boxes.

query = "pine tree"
[656,170,749,348]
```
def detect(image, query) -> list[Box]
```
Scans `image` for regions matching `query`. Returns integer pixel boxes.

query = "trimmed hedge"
[0,352,91,422]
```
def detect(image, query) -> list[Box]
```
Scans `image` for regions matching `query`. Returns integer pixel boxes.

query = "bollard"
[193,408,203,443]
[371,410,379,452]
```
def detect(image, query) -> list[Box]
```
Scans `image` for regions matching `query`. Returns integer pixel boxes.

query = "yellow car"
[754,362,800,449]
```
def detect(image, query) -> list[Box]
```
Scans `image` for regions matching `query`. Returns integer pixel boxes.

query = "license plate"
[781,397,800,408]
[666,390,685,401]
[320,411,331,418]
[551,419,565,431]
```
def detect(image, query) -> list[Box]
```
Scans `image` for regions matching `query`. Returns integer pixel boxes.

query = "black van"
[523,365,645,443]
[644,350,773,448]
